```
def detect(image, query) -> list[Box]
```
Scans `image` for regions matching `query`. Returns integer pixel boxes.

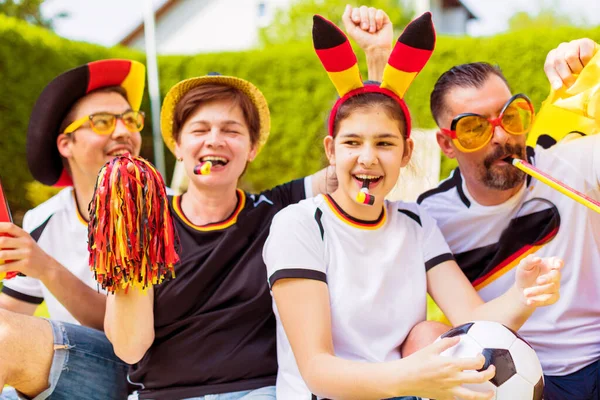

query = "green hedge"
[2,14,600,223]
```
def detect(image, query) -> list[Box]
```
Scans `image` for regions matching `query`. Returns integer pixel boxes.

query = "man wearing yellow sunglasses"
[419,39,599,400]
[0,59,145,399]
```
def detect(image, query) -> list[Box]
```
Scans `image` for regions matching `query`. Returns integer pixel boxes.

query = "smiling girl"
[263,13,563,400]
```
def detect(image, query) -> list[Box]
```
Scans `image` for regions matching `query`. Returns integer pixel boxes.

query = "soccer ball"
[438,321,544,400]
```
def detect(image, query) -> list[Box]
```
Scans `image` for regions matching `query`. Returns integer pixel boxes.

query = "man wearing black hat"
[0,59,145,399]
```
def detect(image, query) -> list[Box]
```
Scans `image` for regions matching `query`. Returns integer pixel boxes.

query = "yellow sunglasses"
[63,110,145,136]
[441,94,535,153]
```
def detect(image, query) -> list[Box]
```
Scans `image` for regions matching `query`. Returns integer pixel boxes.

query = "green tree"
[509,10,575,31]
[0,0,67,29]
[508,0,582,31]
[259,0,414,46]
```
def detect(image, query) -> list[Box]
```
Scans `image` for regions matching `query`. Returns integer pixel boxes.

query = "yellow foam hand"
[527,43,600,147]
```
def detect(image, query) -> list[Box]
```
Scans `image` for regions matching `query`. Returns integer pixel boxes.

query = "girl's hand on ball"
[398,337,495,400]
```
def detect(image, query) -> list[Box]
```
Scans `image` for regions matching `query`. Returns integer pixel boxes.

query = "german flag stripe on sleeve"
[473,226,559,290]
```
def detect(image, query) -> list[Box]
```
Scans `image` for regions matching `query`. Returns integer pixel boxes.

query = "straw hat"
[161,74,270,155]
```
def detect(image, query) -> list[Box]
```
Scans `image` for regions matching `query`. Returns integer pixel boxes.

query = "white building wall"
[413,0,470,36]
[436,7,469,35]
[128,0,292,54]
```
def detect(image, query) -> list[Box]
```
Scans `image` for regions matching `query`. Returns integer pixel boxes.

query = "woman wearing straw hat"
[104,7,396,399]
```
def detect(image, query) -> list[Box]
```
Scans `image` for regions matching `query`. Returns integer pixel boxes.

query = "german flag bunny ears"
[313,12,436,138]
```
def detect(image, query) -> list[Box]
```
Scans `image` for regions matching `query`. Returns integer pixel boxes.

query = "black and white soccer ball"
[438,321,544,400]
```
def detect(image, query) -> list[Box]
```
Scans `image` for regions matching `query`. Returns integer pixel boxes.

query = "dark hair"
[332,92,408,141]
[430,62,510,126]
[173,84,260,146]
[59,86,129,134]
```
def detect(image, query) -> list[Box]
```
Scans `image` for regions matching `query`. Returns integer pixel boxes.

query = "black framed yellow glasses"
[62,110,145,136]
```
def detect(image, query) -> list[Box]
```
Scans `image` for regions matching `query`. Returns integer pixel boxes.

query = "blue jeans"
[544,359,599,400]
[128,386,276,400]
[2,320,129,400]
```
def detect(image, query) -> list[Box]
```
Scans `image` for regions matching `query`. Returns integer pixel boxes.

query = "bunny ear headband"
[312,12,436,138]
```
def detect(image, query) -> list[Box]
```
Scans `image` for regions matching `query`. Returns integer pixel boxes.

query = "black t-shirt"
[129,179,306,400]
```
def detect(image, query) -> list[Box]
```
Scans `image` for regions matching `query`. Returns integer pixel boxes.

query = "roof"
[444,0,477,20]
[118,0,477,47]
[119,0,179,46]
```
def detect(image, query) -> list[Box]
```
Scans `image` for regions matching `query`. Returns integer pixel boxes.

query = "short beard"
[481,143,527,190]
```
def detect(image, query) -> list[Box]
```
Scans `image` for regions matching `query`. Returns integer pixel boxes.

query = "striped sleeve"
[419,206,455,271]
[259,178,307,209]
[263,203,326,288]
[2,209,45,303]
[1,280,44,304]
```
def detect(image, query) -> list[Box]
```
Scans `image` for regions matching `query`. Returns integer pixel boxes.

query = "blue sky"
[40,0,600,47]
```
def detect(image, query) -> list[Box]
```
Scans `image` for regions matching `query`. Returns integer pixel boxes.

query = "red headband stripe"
[387,43,434,73]
[87,60,131,93]
[315,44,358,73]
[328,85,412,138]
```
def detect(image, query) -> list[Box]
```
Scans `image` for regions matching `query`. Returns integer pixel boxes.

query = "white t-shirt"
[263,194,454,399]
[418,134,600,376]
[2,187,103,325]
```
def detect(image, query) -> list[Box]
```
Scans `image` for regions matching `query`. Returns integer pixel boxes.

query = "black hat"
[27,59,145,186]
